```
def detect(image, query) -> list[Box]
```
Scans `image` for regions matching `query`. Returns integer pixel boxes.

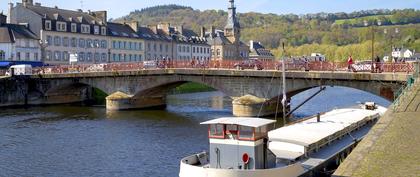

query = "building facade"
[205,0,249,61]
[9,0,109,65]
[249,40,275,61]
[108,22,145,62]
[0,14,40,61]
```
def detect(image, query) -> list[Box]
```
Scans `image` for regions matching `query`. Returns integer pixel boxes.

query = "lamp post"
[364,19,381,73]
[39,40,48,63]
[384,28,399,62]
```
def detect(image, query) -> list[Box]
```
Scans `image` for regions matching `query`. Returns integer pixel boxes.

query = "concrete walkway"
[334,81,420,176]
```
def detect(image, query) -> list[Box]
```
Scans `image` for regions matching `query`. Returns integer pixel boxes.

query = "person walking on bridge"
[347,55,353,72]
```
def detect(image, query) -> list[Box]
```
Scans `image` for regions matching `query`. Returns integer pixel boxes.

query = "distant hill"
[115,5,420,60]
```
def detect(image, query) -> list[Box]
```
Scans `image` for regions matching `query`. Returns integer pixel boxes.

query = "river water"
[0,87,390,177]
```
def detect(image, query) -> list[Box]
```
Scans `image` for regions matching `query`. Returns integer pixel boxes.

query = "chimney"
[7,3,13,23]
[148,25,158,34]
[210,26,215,36]
[250,40,254,50]
[22,0,33,7]
[158,23,171,35]
[200,26,206,38]
[317,113,321,122]
[77,9,83,12]
[91,11,107,23]
[128,21,139,32]
[0,14,6,26]
[177,25,184,35]
[35,2,41,6]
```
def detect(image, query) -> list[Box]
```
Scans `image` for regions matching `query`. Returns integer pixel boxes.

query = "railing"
[393,62,419,112]
[30,60,417,75]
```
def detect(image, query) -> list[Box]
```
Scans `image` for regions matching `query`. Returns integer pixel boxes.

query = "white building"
[0,14,40,61]
[392,47,414,59]
[9,0,109,65]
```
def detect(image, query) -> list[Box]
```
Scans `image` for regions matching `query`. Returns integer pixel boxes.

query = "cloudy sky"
[1,0,419,19]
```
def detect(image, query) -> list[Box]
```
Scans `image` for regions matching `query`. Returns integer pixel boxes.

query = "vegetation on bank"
[115,5,420,61]
[170,82,215,94]
[92,88,108,105]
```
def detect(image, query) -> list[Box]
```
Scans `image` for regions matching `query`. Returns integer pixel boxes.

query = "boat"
[179,102,387,177]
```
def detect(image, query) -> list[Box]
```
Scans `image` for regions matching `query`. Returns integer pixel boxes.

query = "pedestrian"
[375,56,381,73]
[347,55,353,72]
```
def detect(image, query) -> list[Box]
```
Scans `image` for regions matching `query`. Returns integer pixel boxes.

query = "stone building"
[8,0,109,65]
[0,13,40,61]
[249,40,275,61]
[205,0,249,60]
[107,22,145,62]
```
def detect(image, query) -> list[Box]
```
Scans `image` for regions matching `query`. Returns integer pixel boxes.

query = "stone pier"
[232,95,289,117]
[106,91,166,111]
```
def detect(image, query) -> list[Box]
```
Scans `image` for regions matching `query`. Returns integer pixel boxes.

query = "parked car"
[234,59,264,70]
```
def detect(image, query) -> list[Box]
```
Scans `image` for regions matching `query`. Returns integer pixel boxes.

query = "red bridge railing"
[30,60,417,75]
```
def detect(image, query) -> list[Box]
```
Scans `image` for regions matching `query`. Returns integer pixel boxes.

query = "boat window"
[239,126,254,141]
[226,125,238,139]
[209,124,225,139]
[254,126,268,140]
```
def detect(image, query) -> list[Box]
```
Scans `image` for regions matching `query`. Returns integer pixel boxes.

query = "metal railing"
[30,60,417,75]
[393,62,419,112]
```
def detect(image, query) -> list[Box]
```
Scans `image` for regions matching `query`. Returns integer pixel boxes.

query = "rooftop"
[201,117,276,128]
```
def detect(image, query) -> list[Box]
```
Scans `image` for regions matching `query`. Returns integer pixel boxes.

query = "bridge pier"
[106,91,166,111]
[232,95,290,117]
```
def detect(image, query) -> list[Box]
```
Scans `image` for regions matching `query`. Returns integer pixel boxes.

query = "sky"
[1,0,419,19]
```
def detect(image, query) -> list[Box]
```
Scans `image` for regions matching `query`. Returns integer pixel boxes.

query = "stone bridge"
[0,69,411,116]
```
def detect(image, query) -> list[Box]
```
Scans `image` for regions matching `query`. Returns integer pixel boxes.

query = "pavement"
[334,80,420,176]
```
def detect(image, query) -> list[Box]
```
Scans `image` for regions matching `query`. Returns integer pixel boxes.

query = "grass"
[170,82,215,94]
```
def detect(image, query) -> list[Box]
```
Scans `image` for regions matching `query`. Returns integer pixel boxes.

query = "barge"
[179,103,387,177]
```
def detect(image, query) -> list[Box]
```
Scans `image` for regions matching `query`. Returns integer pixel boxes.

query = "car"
[233,59,264,70]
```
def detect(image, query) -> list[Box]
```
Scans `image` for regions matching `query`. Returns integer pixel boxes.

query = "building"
[249,40,274,61]
[392,47,414,59]
[107,22,145,62]
[135,24,174,61]
[9,0,109,65]
[205,0,249,60]
[0,13,40,61]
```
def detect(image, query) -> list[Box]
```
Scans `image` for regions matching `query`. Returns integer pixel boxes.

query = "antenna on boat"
[281,42,287,126]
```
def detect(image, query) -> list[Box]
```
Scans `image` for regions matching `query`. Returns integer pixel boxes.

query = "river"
[0,86,390,177]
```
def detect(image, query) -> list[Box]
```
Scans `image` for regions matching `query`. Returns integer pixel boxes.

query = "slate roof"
[137,26,172,42]
[250,41,274,57]
[0,24,38,43]
[26,5,104,25]
[172,28,208,45]
[107,22,139,38]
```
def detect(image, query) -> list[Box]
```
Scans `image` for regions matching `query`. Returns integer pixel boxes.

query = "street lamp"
[364,19,381,73]
[384,28,400,62]
[39,39,48,63]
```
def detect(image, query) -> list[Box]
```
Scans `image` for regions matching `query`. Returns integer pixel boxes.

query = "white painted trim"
[210,138,264,146]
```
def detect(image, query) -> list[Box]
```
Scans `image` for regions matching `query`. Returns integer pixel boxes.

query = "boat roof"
[268,108,380,147]
[201,117,276,128]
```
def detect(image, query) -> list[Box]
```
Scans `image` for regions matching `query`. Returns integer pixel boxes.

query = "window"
[25,53,30,60]
[94,53,100,62]
[94,26,100,35]
[81,24,90,34]
[86,52,92,61]
[216,49,221,56]
[112,54,116,62]
[129,42,132,50]
[139,54,142,61]
[101,40,107,48]
[17,52,21,60]
[193,47,196,53]
[129,54,132,61]
[63,37,69,47]
[56,22,67,32]
[239,126,254,140]
[101,27,107,35]
[54,51,61,61]
[71,38,77,47]
[118,41,122,49]
[153,44,157,52]
[209,124,225,139]
[46,35,52,45]
[0,50,6,60]
[54,36,61,46]
[165,44,168,52]
[45,20,52,30]
[147,43,151,51]
[187,46,190,53]
[78,52,85,61]
[94,40,99,48]
[101,53,107,62]
[178,46,181,52]
[123,42,127,49]
[86,39,92,48]
[159,44,163,52]
[112,41,116,49]
[46,51,52,61]
[34,53,39,61]
[71,23,77,32]
[79,38,85,48]
[63,51,69,61]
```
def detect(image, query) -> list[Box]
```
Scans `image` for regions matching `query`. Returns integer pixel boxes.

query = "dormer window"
[81,24,90,34]
[94,26,99,35]
[71,23,77,33]
[101,27,107,35]
[56,22,67,32]
[45,20,52,30]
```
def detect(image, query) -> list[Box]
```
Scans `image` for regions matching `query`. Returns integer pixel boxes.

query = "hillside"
[115,5,420,61]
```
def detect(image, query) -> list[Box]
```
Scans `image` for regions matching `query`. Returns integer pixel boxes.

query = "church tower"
[224,0,240,44]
